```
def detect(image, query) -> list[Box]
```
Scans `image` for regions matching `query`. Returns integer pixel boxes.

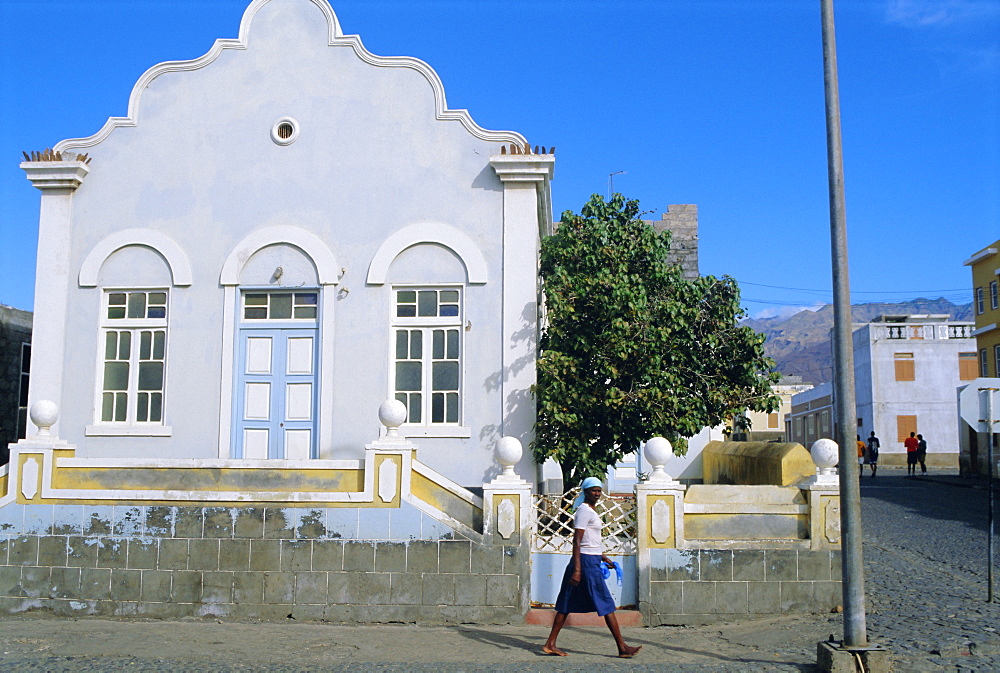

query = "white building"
[787,315,976,467]
[19,0,551,489]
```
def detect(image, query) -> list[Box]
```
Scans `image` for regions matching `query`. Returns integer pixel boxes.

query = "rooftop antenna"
[608,171,625,200]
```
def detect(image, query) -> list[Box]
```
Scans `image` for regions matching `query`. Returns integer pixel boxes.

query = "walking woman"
[542,477,641,658]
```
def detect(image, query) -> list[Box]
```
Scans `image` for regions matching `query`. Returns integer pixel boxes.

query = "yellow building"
[964,240,1000,377]
[731,375,813,442]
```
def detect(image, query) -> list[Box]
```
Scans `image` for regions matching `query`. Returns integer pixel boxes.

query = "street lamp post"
[820,0,868,649]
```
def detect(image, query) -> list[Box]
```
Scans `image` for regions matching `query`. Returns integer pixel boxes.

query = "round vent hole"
[270,117,300,145]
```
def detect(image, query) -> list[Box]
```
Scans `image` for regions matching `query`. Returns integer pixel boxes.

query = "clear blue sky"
[1,0,997,317]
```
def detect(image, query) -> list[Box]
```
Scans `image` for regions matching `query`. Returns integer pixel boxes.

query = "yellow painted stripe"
[51,466,364,493]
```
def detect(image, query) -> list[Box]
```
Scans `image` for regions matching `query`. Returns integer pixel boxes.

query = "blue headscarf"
[573,476,603,511]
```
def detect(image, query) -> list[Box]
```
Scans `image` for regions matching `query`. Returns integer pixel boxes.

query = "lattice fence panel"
[532,488,637,554]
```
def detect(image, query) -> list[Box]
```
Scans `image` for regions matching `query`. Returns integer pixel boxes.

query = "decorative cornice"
[20,160,91,191]
[972,323,997,337]
[55,0,525,152]
[489,153,556,183]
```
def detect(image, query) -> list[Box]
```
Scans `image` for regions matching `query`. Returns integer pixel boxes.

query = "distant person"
[904,431,919,476]
[867,431,880,477]
[856,435,866,479]
[916,434,928,475]
[543,477,641,659]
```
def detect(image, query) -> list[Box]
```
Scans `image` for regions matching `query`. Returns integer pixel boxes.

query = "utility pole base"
[817,640,892,672]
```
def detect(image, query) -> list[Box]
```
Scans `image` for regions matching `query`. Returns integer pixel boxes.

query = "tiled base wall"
[0,504,528,624]
[643,548,842,625]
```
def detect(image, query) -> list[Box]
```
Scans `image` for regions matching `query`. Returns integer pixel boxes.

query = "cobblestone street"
[0,468,997,671]
[858,468,1000,670]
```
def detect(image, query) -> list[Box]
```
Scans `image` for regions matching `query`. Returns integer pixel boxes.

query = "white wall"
[866,327,974,458]
[35,0,541,487]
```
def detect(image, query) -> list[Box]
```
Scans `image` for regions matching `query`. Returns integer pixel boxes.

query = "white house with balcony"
[788,314,976,467]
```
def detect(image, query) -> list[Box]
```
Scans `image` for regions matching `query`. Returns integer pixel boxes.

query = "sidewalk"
[0,611,846,672]
[2,609,996,672]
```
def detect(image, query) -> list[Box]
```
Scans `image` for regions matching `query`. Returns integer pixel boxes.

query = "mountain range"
[741,298,974,386]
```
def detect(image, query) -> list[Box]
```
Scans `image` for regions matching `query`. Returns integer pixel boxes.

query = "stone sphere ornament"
[378,399,407,436]
[810,438,839,475]
[643,436,674,482]
[495,436,523,474]
[30,400,59,437]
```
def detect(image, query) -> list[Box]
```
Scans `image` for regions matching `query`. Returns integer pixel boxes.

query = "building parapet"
[871,322,974,341]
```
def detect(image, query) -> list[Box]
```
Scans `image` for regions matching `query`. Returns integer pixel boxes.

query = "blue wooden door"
[233,328,317,459]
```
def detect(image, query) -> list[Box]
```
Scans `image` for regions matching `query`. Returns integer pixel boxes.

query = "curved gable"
[55,0,526,153]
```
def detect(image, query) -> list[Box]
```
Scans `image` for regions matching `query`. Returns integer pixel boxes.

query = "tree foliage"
[532,194,779,489]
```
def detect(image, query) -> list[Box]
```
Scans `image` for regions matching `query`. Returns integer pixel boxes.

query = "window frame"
[896,414,917,442]
[893,352,915,382]
[389,285,471,438]
[991,280,999,311]
[976,287,985,314]
[239,289,319,323]
[995,344,1000,378]
[16,342,30,440]
[86,288,172,437]
[982,349,990,378]
[959,352,978,381]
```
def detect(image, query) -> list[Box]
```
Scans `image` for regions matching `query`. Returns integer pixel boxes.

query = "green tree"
[532,194,779,489]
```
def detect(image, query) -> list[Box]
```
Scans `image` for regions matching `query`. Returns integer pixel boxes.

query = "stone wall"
[643,548,841,624]
[648,204,699,280]
[0,503,528,623]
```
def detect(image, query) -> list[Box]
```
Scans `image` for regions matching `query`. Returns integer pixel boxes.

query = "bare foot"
[618,644,642,658]
[542,644,568,656]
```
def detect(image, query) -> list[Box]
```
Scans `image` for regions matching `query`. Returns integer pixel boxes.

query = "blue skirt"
[554,554,616,616]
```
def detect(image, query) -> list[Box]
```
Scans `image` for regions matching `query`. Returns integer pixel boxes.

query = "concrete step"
[525,608,643,627]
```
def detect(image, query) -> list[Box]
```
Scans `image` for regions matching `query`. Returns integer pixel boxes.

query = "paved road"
[0,468,997,671]
[858,468,1000,669]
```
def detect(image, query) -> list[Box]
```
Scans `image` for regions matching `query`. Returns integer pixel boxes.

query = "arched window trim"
[79,229,192,287]
[366,223,488,286]
[220,225,338,286]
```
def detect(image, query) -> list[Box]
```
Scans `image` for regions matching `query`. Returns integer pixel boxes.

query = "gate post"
[798,438,842,550]
[635,438,686,622]
[483,437,532,546]
[482,437,533,619]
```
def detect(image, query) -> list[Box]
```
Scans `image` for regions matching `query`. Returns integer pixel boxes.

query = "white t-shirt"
[574,503,603,554]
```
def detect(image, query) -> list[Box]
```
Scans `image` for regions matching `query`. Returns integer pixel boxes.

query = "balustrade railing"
[876,323,973,341]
